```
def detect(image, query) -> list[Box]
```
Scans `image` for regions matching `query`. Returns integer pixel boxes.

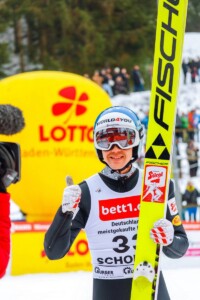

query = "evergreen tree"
[0,0,199,87]
[186,0,200,32]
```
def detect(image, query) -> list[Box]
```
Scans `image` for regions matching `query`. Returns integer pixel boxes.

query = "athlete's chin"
[108,162,126,170]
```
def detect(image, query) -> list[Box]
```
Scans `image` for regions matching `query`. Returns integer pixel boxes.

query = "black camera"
[0,142,21,188]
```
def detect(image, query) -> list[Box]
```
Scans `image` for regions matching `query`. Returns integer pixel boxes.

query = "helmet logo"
[97,117,132,126]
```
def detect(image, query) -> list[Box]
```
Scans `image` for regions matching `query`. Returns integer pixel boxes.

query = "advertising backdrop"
[0,71,111,221]
[11,222,92,275]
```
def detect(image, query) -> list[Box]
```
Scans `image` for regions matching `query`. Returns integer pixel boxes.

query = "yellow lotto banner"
[0,71,111,221]
[10,222,92,275]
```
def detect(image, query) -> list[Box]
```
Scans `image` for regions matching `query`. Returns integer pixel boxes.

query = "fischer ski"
[131,1,188,299]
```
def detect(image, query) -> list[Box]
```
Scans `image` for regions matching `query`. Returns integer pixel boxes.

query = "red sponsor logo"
[148,171,163,183]
[170,202,176,213]
[99,196,140,221]
[39,125,93,142]
[39,86,93,142]
[143,165,167,203]
[168,198,178,215]
[52,86,88,123]
[41,239,89,258]
[67,240,89,256]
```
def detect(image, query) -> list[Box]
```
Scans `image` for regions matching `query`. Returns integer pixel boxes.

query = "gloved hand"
[150,218,174,246]
[62,185,81,214]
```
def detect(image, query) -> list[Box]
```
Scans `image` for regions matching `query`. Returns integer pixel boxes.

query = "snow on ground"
[164,267,200,300]
[0,272,93,300]
[0,266,200,300]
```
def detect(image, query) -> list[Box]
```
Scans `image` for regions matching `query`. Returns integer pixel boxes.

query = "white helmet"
[93,106,144,167]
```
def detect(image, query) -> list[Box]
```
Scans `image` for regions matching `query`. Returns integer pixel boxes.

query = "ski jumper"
[44,168,189,300]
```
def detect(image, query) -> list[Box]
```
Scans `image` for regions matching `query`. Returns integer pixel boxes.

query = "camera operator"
[0,104,24,278]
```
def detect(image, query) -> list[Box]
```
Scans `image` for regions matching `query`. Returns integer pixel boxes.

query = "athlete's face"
[102,145,132,174]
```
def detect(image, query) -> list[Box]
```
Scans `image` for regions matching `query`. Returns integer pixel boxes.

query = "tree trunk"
[14,17,25,72]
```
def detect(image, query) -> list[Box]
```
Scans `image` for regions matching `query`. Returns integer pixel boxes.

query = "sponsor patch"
[168,198,178,216]
[142,165,167,203]
[172,215,182,226]
[99,195,140,221]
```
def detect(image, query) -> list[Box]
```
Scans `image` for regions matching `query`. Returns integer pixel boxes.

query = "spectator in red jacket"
[188,109,196,140]
[0,191,11,278]
[0,142,21,278]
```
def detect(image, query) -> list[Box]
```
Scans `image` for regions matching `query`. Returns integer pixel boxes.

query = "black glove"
[0,144,19,193]
[0,178,6,193]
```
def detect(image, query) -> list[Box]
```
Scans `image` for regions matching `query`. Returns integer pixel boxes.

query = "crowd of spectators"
[83,56,200,98]
[84,64,146,97]
[175,109,200,221]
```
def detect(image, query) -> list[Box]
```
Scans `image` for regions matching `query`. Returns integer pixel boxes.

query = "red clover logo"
[52,86,89,124]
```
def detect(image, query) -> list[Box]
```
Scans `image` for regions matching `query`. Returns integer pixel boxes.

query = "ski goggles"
[94,127,138,150]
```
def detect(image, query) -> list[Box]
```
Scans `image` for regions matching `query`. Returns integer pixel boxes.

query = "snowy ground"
[1,265,200,300]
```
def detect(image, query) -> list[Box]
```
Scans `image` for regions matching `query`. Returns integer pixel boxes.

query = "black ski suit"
[44,168,189,300]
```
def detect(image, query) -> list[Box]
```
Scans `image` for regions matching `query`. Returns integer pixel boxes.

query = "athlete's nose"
[110,144,121,151]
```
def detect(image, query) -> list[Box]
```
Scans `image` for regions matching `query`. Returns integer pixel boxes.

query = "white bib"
[85,170,143,279]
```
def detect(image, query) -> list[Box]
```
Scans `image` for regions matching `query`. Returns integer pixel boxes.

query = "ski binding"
[134,261,155,283]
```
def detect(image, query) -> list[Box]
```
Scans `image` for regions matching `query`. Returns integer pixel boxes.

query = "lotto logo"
[99,196,140,221]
